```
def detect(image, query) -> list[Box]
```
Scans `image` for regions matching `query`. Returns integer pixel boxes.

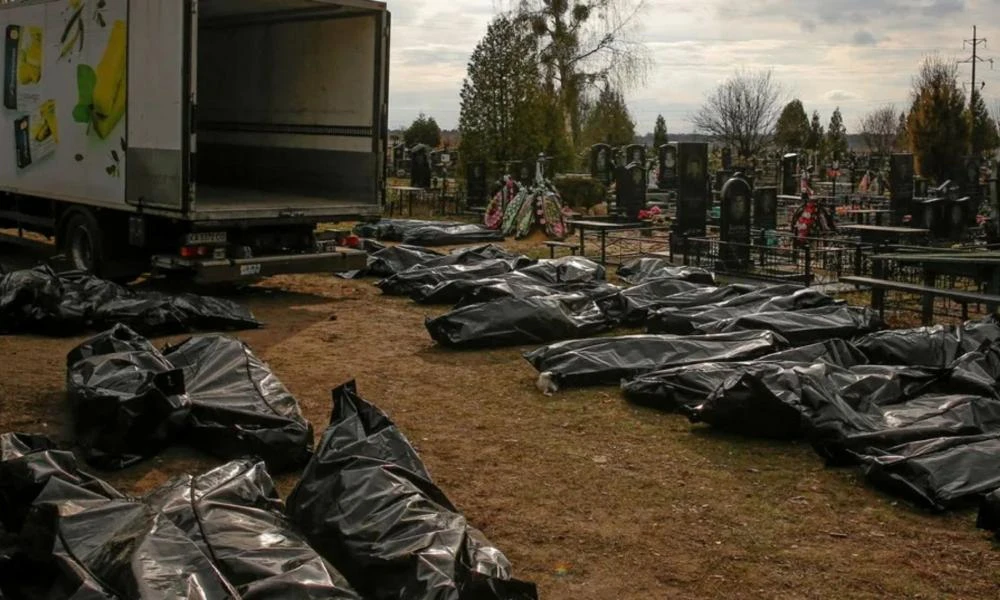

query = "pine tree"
[806,110,824,153]
[773,99,810,150]
[894,111,908,152]
[579,84,636,148]
[825,106,849,161]
[653,114,668,148]
[458,16,570,170]
[906,55,968,182]
[404,113,442,148]
[968,90,1000,157]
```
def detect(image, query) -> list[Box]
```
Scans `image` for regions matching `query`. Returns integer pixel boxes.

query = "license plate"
[239,264,261,276]
[186,231,227,245]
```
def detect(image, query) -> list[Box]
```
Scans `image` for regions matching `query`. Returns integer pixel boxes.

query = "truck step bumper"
[152,249,368,285]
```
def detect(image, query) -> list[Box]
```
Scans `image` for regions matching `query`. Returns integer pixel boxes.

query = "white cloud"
[386,0,1000,133]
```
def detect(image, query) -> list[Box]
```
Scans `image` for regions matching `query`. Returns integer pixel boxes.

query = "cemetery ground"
[3,237,1000,599]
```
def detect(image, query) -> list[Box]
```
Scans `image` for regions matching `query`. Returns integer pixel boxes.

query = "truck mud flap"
[153,250,368,284]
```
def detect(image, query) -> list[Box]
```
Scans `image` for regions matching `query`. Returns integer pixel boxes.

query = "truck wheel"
[62,210,105,275]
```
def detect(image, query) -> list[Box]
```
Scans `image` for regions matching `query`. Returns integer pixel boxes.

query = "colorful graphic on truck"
[0,0,126,197]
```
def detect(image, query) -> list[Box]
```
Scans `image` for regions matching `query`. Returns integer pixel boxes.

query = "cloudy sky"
[387,0,1000,134]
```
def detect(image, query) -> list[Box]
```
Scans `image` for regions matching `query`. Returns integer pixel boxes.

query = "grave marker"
[889,153,915,226]
[720,175,752,270]
[672,142,709,253]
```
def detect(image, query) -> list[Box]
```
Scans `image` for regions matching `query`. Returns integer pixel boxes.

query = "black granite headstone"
[466,161,488,208]
[615,162,647,221]
[410,146,432,188]
[672,142,709,253]
[721,147,733,170]
[889,153,915,226]
[657,143,678,189]
[753,186,778,232]
[590,144,613,186]
[781,153,799,196]
[625,144,647,168]
[720,175,752,270]
[949,196,973,240]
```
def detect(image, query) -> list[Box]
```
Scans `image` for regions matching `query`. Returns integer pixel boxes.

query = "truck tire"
[61,209,106,275]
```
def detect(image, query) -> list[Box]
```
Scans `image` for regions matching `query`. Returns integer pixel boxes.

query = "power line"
[959,25,994,99]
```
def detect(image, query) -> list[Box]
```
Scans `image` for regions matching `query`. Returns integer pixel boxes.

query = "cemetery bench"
[841,275,1000,324]
[545,241,580,259]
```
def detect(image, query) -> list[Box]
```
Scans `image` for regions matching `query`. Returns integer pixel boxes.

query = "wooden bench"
[840,275,1000,324]
[545,240,580,258]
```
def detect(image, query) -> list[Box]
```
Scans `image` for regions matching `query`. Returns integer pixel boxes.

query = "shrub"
[553,176,608,210]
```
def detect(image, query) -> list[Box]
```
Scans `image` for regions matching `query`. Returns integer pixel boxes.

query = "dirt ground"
[3,239,1000,599]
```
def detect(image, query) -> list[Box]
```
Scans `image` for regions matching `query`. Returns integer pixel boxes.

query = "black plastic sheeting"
[414,256,606,305]
[66,324,313,472]
[426,284,624,349]
[0,265,260,336]
[0,434,365,598]
[616,257,716,285]
[854,319,1000,369]
[402,223,507,246]
[287,380,538,600]
[621,339,869,412]
[977,487,1000,537]
[353,219,464,242]
[646,285,838,335]
[148,460,362,599]
[695,305,885,346]
[620,281,754,326]
[859,434,1000,511]
[378,257,534,297]
[524,330,789,393]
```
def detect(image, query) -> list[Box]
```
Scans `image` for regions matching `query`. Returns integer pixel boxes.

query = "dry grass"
[2,238,1000,598]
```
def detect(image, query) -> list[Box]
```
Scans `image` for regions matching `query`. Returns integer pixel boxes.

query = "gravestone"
[949,196,973,240]
[590,144,613,186]
[625,144,647,168]
[754,186,778,232]
[392,145,405,172]
[616,161,647,221]
[721,147,733,170]
[657,143,678,189]
[466,162,488,208]
[672,142,709,254]
[517,160,533,184]
[714,170,733,193]
[410,146,432,188]
[889,153,915,226]
[719,175,752,270]
[917,197,945,236]
[781,153,799,196]
[961,156,983,206]
[914,177,929,199]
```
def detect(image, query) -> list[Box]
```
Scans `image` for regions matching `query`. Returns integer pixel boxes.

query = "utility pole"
[960,25,994,101]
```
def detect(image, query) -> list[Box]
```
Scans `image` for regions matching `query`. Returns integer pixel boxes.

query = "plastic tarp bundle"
[66,324,313,472]
[426,284,625,349]
[353,219,464,242]
[620,281,754,326]
[162,334,315,473]
[366,245,446,277]
[147,460,362,599]
[646,285,838,334]
[287,381,538,600]
[377,257,533,297]
[859,434,1000,511]
[0,265,260,336]
[414,256,606,305]
[66,325,191,470]
[855,320,1000,369]
[402,223,507,246]
[621,339,868,412]
[695,305,884,346]
[524,330,789,393]
[0,434,365,598]
[616,257,716,285]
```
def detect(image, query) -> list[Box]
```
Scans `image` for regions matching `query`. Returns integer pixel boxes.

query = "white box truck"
[0,0,389,283]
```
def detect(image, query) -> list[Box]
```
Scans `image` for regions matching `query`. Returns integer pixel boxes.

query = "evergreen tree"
[825,106,849,160]
[968,90,1000,157]
[404,113,442,148]
[894,111,909,152]
[806,110,824,152]
[653,114,669,148]
[458,16,570,171]
[579,84,636,148]
[906,55,968,182]
[773,99,810,150]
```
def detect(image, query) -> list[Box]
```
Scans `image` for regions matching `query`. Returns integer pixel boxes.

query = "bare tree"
[691,68,783,158]
[504,0,652,149]
[857,105,898,156]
